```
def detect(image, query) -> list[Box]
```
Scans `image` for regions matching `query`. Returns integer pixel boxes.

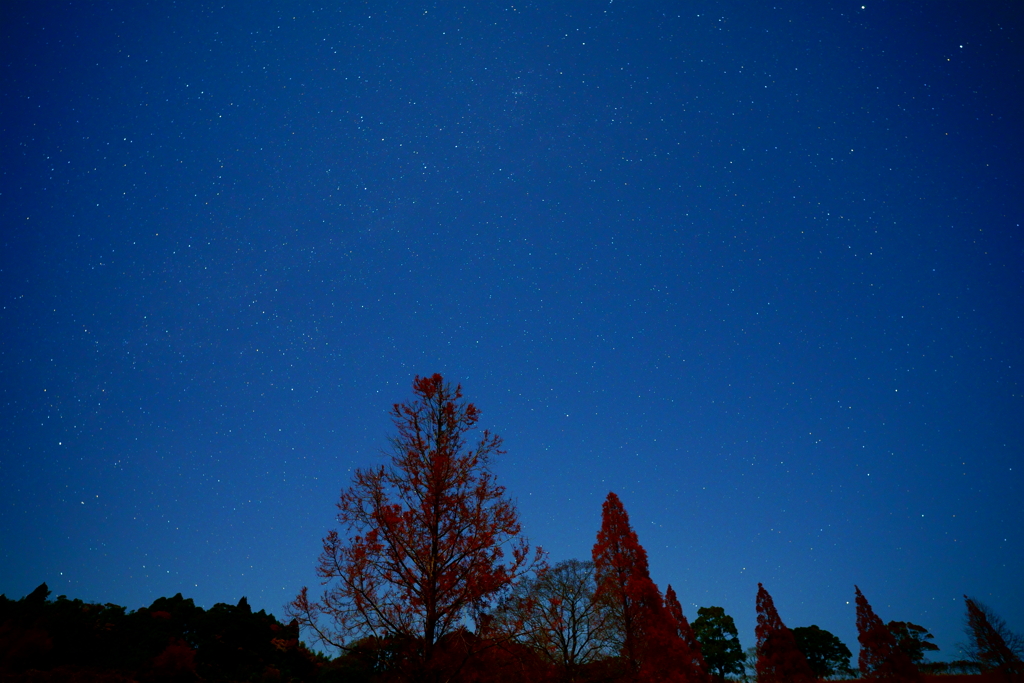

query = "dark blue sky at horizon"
[2,0,1022,662]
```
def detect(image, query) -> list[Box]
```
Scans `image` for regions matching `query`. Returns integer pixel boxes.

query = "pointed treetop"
[665,585,711,683]
[593,491,650,583]
[755,583,814,683]
[855,586,921,681]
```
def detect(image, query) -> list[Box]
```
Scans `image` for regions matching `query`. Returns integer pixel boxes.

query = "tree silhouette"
[887,621,939,665]
[0,585,318,680]
[854,586,921,681]
[754,583,814,683]
[963,596,1024,679]
[792,625,853,679]
[289,374,543,672]
[691,607,744,683]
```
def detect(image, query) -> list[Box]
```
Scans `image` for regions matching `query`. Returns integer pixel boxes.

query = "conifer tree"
[854,586,921,681]
[591,492,697,682]
[592,491,650,672]
[754,583,815,683]
[665,585,710,683]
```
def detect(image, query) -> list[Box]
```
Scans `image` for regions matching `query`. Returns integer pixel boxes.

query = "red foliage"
[855,586,921,681]
[592,492,651,672]
[754,583,814,683]
[664,586,710,683]
[289,374,543,672]
[592,492,702,683]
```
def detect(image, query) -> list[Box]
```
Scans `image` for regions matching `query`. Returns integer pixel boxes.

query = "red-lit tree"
[754,583,814,683]
[963,596,1024,679]
[591,492,697,682]
[665,585,710,683]
[288,374,543,672]
[854,586,921,681]
[592,492,650,673]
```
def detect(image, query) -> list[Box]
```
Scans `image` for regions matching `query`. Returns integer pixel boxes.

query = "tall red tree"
[665,585,710,683]
[854,586,921,681]
[592,492,650,673]
[288,375,543,671]
[591,492,697,683]
[754,583,814,683]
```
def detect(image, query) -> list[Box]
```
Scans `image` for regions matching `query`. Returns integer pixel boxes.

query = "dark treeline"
[0,583,321,682]
[0,581,1017,683]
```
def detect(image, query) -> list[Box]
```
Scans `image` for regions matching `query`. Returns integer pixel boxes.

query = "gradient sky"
[2,0,1022,663]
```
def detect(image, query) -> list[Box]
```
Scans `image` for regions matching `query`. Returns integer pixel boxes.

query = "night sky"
[3,0,1022,662]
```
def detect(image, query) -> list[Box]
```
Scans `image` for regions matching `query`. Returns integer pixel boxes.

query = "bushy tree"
[854,586,920,681]
[963,596,1024,679]
[792,625,853,679]
[288,375,543,672]
[691,606,744,683]
[754,584,815,683]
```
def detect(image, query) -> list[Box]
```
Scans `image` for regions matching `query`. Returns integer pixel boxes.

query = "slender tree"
[665,585,710,683]
[288,375,543,673]
[591,492,696,682]
[963,596,1024,679]
[754,584,815,683]
[592,491,650,673]
[854,586,921,681]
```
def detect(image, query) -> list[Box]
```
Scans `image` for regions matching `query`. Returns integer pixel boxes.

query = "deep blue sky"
[3,0,1022,662]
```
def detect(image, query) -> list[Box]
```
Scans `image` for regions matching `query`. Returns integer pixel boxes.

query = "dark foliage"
[0,584,322,682]
[691,607,743,683]
[792,625,853,679]
[887,621,939,665]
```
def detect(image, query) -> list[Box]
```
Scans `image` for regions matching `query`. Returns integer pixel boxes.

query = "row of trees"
[289,375,1024,682]
[0,584,321,681]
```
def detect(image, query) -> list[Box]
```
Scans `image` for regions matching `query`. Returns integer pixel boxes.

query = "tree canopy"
[791,625,853,679]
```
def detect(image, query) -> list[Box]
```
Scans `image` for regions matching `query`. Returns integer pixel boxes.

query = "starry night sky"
[2,0,1022,661]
